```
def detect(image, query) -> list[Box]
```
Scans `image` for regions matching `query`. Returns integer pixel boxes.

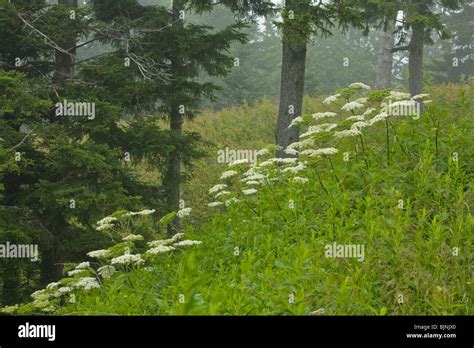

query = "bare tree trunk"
[376,20,395,89]
[166,0,184,236]
[52,0,78,86]
[408,23,425,96]
[166,108,182,236]
[275,0,309,157]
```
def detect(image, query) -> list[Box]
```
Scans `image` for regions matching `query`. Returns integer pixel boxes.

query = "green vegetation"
[5,82,472,315]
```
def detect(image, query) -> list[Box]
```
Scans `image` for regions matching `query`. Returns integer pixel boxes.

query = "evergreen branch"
[17,13,76,58]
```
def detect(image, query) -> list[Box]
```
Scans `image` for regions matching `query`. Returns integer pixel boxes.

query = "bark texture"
[376,20,395,89]
[275,0,308,157]
[408,23,425,96]
[52,0,78,86]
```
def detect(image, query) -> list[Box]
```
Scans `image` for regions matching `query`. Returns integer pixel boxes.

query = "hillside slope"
[5,82,473,315]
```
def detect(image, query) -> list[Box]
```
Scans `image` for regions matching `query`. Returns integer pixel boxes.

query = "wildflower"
[341,101,364,112]
[96,216,118,226]
[309,308,326,316]
[300,126,322,138]
[258,159,275,167]
[215,190,231,198]
[1,305,19,313]
[242,167,258,177]
[220,170,238,180]
[411,93,429,100]
[387,91,411,100]
[368,112,389,125]
[315,148,338,156]
[319,123,338,132]
[147,239,174,247]
[334,129,361,138]
[354,97,368,104]
[42,306,56,313]
[242,173,266,182]
[245,180,261,185]
[242,188,258,195]
[122,234,144,242]
[300,138,315,148]
[145,245,175,255]
[346,115,365,121]
[68,269,86,277]
[87,249,110,258]
[424,100,432,104]
[286,141,303,150]
[228,158,249,167]
[54,287,71,298]
[173,240,202,247]
[256,148,270,157]
[208,201,223,207]
[300,149,318,157]
[350,121,369,131]
[273,158,298,164]
[284,148,299,155]
[293,177,309,184]
[323,94,340,104]
[31,290,49,301]
[362,108,376,117]
[349,82,371,90]
[96,223,114,231]
[225,197,240,206]
[46,282,60,290]
[73,277,101,290]
[125,209,156,216]
[111,254,144,265]
[312,112,337,121]
[97,265,116,279]
[75,262,90,270]
[289,116,304,128]
[209,184,227,194]
[171,233,185,241]
[177,207,192,218]
[282,162,306,173]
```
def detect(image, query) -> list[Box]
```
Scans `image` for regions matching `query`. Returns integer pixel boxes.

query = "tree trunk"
[165,0,184,236]
[375,20,395,89]
[39,242,64,287]
[408,23,425,96]
[52,0,77,86]
[275,0,309,157]
[166,108,182,236]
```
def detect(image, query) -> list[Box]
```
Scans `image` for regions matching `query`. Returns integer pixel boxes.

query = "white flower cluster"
[173,240,202,247]
[312,112,337,121]
[220,170,238,179]
[125,209,156,217]
[97,265,116,279]
[54,287,71,298]
[177,207,192,218]
[73,277,100,290]
[349,82,371,90]
[289,116,304,128]
[323,94,340,104]
[111,254,144,265]
[146,245,175,255]
[341,101,364,112]
[87,249,110,258]
[122,234,144,241]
